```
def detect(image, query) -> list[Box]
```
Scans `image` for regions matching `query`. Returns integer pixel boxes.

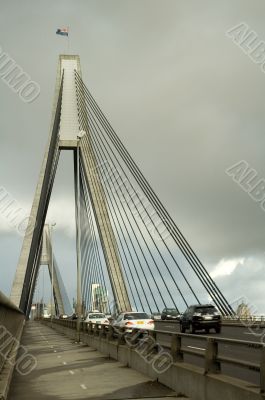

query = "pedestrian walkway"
[8,322,182,399]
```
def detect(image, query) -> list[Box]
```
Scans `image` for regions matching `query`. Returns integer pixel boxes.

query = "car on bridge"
[85,312,109,325]
[151,311,162,320]
[112,312,154,333]
[161,307,180,320]
[179,304,221,334]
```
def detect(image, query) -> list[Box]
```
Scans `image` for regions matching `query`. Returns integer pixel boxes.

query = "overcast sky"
[1,0,265,313]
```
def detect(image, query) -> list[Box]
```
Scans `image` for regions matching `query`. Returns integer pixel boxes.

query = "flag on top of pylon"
[56,27,69,36]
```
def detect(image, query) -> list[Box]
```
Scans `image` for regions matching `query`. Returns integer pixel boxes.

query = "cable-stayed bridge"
[0,55,262,400]
[10,54,233,319]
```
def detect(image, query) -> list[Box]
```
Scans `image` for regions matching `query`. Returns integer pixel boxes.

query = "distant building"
[236,302,251,318]
[31,302,46,319]
[91,283,108,313]
[46,302,56,316]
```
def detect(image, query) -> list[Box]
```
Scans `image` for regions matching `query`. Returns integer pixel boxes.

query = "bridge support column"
[78,133,131,313]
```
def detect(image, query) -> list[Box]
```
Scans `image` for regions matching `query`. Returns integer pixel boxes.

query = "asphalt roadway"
[154,320,265,387]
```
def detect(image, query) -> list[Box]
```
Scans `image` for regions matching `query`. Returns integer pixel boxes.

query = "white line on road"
[244,332,256,335]
[187,345,205,351]
[69,370,74,375]
[80,384,87,390]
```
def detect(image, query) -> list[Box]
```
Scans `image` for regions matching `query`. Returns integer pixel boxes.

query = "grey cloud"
[1,0,265,311]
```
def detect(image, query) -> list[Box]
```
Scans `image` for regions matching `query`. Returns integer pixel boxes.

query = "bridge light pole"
[50,222,56,327]
[76,135,83,338]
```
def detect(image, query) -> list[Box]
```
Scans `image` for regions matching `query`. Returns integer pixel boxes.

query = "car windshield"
[88,314,105,319]
[166,309,178,315]
[195,307,216,314]
[124,313,149,320]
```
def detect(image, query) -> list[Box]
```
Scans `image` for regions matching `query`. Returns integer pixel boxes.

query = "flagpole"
[67,26,70,54]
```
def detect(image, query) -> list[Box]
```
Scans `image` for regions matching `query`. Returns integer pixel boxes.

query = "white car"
[112,312,154,332]
[85,312,109,325]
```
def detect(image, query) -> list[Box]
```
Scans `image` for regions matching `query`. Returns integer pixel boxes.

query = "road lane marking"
[80,384,87,390]
[69,370,74,375]
[187,345,205,351]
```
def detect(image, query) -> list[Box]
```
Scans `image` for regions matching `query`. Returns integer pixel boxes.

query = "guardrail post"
[107,325,114,341]
[260,345,265,393]
[171,334,183,362]
[205,338,220,374]
[94,324,100,336]
[118,328,126,345]
[129,329,141,346]
[88,322,93,335]
[100,324,106,337]
[149,330,157,341]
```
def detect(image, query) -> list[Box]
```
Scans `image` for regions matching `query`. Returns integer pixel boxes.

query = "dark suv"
[180,304,221,334]
[161,308,179,320]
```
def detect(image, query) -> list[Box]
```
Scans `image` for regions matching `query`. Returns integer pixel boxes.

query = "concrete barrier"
[43,319,264,400]
[0,291,25,400]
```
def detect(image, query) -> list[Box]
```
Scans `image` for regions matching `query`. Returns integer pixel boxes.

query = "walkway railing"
[42,318,265,393]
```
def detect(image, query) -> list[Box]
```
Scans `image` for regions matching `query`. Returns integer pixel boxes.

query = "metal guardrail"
[155,328,263,371]
[42,318,265,393]
[222,316,265,326]
[155,318,265,328]
[223,316,265,322]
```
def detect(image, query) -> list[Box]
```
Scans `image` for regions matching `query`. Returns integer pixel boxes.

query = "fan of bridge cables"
[74,71,234,316]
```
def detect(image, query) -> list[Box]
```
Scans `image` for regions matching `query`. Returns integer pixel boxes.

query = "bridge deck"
[8,322,181,400]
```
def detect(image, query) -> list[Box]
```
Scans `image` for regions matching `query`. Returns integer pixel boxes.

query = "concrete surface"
[8,322,183,400]
[0,294,25,400]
